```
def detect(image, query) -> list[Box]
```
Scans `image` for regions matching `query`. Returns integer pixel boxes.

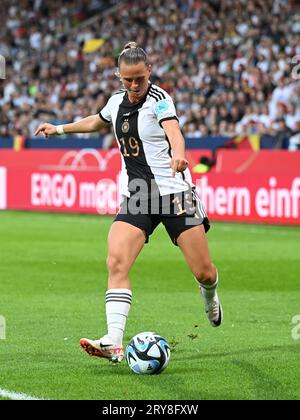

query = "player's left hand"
[170,157,189,177]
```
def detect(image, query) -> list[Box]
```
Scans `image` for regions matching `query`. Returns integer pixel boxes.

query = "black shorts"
[114,187,210,245]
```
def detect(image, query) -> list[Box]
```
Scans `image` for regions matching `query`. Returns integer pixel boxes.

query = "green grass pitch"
[0,211,299,400]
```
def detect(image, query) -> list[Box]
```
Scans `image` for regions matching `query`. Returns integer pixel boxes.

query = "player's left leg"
[80,221,147,362]
[177,225,223,327]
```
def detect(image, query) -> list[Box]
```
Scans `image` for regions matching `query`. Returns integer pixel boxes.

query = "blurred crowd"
[1,0,300,149]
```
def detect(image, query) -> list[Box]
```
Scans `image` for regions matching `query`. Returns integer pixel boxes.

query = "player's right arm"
[34,114,107,138]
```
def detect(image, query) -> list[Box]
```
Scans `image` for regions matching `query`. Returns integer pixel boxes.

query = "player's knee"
[106,254,128,276]
[194,263,216,285]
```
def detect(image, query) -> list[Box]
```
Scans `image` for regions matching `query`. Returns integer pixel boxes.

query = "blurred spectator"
[192,156,215,174]
[288,130,300,150]
[0,0,299,149]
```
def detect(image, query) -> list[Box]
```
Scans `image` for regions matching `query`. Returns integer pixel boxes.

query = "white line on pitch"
[0,388,44,400]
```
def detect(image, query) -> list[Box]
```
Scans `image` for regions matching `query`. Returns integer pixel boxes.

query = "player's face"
[119,61,151,102]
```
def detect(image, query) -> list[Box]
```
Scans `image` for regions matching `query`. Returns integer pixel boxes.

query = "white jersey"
[99,83,193,198]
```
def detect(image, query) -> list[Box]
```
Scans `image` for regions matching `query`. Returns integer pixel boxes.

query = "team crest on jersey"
[122,120,130,133]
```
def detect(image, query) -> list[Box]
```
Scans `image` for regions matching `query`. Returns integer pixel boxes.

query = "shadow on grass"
[82,343,299,376]
[84,343,300,400]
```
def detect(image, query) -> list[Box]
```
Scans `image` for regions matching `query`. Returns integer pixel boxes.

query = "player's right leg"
[80,221,146,362]
[177,225,223,327]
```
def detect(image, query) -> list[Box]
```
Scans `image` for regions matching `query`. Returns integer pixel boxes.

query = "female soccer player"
[35,42,223,363]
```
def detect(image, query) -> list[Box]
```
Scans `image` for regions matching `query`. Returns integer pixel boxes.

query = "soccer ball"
[125,332,171,375]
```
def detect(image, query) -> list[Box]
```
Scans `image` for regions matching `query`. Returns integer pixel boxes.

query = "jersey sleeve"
[153,95,179,127]
[99,99,112,124]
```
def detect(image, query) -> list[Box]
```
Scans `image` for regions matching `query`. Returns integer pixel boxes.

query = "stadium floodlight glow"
[0,55,5,80]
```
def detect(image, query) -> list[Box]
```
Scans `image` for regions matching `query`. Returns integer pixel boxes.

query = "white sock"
[105,288,132,347]
[198,272,219,300]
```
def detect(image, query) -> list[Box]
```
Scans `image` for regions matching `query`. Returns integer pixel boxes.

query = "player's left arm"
[161,119,189,177]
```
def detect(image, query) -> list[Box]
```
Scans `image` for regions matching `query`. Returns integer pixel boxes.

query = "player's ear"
[147,64,152,78]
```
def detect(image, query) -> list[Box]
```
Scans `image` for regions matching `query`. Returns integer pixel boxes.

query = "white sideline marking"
[0,388,43,400]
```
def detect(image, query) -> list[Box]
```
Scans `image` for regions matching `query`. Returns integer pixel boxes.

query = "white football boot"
[80,335,124,363]
[202,290,223,327]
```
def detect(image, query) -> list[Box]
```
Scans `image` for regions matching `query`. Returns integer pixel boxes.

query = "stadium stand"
[0,0,300,149]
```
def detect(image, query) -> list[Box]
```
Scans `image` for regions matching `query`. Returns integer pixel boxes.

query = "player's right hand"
[34,123,56,138]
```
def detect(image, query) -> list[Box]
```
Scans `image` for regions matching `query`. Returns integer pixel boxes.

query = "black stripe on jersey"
[99,112,110,124]
[149,88,163,101]
[159,116,179,128]
[148,91,161,102]
[150,86,166,100]
[150,89,164,101]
